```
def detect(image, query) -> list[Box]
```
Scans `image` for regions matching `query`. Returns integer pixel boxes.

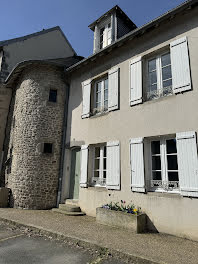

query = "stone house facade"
[1,0,198,241]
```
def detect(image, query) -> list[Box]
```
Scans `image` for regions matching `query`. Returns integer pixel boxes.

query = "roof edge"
[66,0,197,73]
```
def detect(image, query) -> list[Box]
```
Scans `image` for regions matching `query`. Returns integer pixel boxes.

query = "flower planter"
[0,188,10,208]
[96,207,147,233]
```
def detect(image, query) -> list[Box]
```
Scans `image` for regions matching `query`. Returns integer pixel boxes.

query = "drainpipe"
[56,81,70,207]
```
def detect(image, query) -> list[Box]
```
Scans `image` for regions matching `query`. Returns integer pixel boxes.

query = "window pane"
[95,159,100,170]
[162,66,172,81]
[166,139,177,154]
[149,84,157,93]
[103,171,106,179]
[152,171,162,180]
[163,79,172,88]
[104,100,108,110]
[104,88,108,101]
[104,79,108,90]
[161,53,171,67]
[104,146,106,157]
[151,141,160,154]
[49,90,57,103]
[167,155,178,170]
[96,91,101,103]
[95,147,100,158]
[149,71,157,85]
[148,59,156,72]
[168,172,179,182]
[94,171,99,178]
[96,82,102,92]
[152,156,161,170]
[103,158,106,170]
[100,27,105,35]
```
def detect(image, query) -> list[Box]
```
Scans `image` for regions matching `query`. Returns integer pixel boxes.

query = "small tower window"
[49,89,57,103]
[43,143,53,154]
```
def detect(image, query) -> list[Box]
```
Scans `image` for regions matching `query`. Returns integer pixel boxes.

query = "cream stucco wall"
[62,8,198,240]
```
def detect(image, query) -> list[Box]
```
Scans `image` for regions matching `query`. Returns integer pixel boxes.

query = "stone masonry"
[5,65,66,209]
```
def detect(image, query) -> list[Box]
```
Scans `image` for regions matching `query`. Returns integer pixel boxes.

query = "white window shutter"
[81,79,91,119]
[130,138,145,192]
[170,36,191,94]
[130,56,142,106]
[176,131,198,197]
[106,141,120,190]
[108,67,119,111]
[80,145,89,188]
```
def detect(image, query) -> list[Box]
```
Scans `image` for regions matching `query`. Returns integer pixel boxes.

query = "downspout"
[57,81,70,207]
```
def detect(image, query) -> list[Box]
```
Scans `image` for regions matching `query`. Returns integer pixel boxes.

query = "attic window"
[49,89,57,103]
[43,143,53,154]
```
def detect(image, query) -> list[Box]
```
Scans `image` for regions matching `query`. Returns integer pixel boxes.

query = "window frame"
[91,144,107,187]
[93,76,108,114]
[146,51,173,101]
[149,135,179,193]
[98,20,112,49]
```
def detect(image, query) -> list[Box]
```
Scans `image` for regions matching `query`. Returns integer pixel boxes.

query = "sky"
[0,0,187,57]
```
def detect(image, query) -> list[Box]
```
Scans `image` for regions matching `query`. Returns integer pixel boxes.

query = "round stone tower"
[5,64,66,209]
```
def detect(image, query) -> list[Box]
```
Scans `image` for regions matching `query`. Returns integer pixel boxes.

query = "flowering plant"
[102,200,141,215]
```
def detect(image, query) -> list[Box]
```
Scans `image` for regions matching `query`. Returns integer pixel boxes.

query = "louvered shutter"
[130,138,145,192]
[80,145,89,188]
[170,36,191,94]
[106,141,120,190]
[81,79,91,119]
[130,56,142,106]
[108,67,119,111]
[176,131,198,197]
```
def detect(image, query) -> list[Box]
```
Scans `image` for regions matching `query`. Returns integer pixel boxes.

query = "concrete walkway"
[0,208,198,264]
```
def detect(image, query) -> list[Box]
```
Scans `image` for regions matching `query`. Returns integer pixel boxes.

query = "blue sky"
[1,0,187,57]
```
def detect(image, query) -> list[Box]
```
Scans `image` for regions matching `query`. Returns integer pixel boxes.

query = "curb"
[0,216,160,264]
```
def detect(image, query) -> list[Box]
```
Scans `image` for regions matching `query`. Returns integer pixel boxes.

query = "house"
[2,0,198,241]
[0,26,79,186]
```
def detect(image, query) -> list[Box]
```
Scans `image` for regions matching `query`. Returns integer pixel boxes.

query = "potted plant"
[96,200,147,233]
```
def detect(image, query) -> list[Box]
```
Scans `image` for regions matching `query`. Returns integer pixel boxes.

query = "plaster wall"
[62,8,198,240]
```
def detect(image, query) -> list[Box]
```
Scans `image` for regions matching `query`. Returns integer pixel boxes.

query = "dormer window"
[89,5,137,54]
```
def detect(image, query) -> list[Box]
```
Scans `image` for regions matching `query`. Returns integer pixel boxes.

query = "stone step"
[65,199,79,206]
[58,204,81,212]
[52,208,85,216]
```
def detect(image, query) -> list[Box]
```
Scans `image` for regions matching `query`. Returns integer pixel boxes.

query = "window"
[99,22,112,49]
[147,52,172,100]
[150,137,179,192]
[49,89,57,103]
[43,143,53,154]
[92,145,107,187]
[93,77,108,114]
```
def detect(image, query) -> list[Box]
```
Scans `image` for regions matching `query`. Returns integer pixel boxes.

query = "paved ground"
[0,223,125,264]
[0,208,198,264]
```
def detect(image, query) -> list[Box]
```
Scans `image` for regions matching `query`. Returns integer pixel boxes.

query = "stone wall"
[5,65,66,209]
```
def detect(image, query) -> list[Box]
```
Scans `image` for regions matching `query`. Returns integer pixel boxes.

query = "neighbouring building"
[2,0,198,241]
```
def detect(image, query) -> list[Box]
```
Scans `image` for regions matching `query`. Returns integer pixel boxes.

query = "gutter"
[56,82,70,206]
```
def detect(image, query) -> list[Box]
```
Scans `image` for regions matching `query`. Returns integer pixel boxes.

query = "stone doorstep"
[65,199,79,206]
[51,208,86,216]
[58,204,81,212]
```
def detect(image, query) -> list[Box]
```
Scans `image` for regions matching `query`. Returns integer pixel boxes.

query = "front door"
[69,148,81,199]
